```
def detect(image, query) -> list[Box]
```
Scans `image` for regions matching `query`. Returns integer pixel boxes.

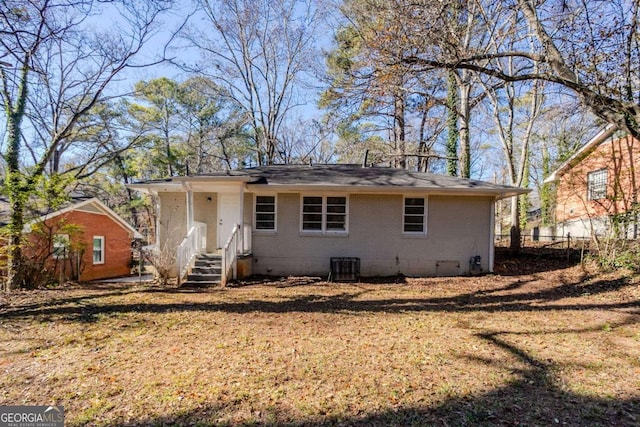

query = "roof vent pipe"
[362,149,369,167]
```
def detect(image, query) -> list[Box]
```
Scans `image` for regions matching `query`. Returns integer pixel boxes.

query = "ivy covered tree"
[0,0,174,290]
[398,0,640,139]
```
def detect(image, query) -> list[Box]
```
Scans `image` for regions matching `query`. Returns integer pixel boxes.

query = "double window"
[302,196,347,233]
[255,195,276,231]
[403,197,427,234]
[587,169,607,200]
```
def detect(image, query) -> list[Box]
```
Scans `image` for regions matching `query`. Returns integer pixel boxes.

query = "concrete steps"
[181,254,222,287]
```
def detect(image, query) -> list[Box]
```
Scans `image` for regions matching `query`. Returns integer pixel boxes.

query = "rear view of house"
[545,126,640,239]
[130,164,525,285]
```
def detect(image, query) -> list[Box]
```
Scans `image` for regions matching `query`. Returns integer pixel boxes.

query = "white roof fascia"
[127,176,253,194]
[245,184,528,199]
[172,175,254,183]
[127,182,183,194]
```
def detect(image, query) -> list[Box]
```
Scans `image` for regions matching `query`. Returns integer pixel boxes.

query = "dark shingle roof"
[239,164,515,191]
[132,164,527,197]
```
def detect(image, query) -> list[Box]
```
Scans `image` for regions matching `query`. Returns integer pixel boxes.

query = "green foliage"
[539,182,555,226]
[333,121,386,164]
[319,26,363,111]
[594,241,640,273]
[539,144,555,226]
[124,77,250,179]
[31,174,74,213]
[592,205,640,272]
[0,215,88,288]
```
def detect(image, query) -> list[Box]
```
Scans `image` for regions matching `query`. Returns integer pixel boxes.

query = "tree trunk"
[446,71,459,176]
[459,83,471,178]
[418,106,429,172]
[510,196,521,255]
[5,193,25,291]
[3,63,30,291]
[394,91,406,169]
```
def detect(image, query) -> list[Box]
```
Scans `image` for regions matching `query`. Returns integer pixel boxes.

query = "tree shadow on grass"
[2,274,638,323]
[80,331,639,427]
[493,246,586,276]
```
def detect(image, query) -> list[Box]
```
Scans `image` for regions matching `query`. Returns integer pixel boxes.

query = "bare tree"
[0,0,174,290]
[182,0,325,165]
[402,0,640,139]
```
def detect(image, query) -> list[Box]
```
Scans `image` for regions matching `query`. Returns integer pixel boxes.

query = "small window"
[53,234,69,259]
[326,196,347,231]
[255,195,276,231]
[404,197,426,234]
[93,236,105,264]
[302,196,324,231]
[587,169,607,200]
[302,196,347,233]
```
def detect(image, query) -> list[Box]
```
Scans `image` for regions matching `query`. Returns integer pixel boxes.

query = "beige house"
[129,164,525,284]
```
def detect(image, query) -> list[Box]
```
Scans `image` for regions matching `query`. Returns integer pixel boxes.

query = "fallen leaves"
[0,257,638,426]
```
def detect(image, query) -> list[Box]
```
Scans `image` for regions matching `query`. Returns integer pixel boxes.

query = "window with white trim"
[302,196,347,233]
[587,169,607,200]
[255,195,276,231]
[403,197,426,234]
[93,236,105,264]
[53,234,69,259]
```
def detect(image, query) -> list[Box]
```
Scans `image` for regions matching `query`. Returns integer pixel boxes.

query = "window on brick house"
[587,169,608,200]
[53,234,69,259]
[93,236,105,264]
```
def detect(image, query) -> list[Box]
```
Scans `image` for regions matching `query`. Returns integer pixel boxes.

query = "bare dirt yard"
[1,250,639,426]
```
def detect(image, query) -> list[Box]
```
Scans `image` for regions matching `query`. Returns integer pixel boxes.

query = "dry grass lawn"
[1,253,639,426]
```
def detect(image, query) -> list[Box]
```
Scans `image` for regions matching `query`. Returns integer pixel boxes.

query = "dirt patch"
[1,258,639,426]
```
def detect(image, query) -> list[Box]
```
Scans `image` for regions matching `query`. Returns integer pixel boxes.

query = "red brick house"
[545,126,640,238]
[20,197,142,282]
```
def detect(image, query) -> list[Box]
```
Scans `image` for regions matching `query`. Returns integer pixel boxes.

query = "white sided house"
[129,164,525,285]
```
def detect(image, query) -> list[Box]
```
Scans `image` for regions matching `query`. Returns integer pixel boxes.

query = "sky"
[111,0,334,124]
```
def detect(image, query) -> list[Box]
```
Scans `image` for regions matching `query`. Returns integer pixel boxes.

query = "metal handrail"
[176,221,207,285]
[221,224,241,287]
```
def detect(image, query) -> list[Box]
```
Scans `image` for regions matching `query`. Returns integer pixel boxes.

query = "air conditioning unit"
[330,257,360,282]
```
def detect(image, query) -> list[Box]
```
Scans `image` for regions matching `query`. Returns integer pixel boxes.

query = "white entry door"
[217,193,241,248]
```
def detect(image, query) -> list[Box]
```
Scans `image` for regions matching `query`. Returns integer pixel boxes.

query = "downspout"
[489,196,497,273]
[152,190,160,253]
[239,184,245,254]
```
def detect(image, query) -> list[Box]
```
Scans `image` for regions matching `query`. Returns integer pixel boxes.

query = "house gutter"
[245,184,528,199]
[489,199,496,273]
[127,175,254,194]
